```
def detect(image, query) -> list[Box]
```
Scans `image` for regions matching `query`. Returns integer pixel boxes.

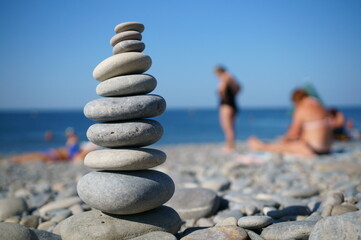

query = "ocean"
[0,107,360,154]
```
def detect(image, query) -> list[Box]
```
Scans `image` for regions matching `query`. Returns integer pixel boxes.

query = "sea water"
[0,107,360,154]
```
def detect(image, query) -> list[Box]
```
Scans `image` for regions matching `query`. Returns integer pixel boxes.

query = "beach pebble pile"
[0,22,361,239]
[59,21,182,240]
[158,142,361,239]
[0,141,361,239]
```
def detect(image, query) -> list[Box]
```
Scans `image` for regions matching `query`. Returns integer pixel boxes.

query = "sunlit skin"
[248,92,332,157]
[12,130,87,163]
[215,67,240,154]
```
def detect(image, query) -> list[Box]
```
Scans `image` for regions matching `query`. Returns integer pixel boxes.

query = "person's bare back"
[248,88,332,157]
[296,97,332,153]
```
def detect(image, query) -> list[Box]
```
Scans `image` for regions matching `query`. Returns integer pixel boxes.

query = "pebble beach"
[1,140,361,239]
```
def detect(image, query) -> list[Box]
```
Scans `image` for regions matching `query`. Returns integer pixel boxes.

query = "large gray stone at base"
[87,119,163,148]
[93,52,151,81]
[181,226,248,240]
[261,220,316,240]
[110,31,142,46]
[113,40,145,54]
[166,187,220,220]
[115,22,145,33]
[0,198,28,220]
[96,74,156,97]
[309,210,361,240]
[77,170,175,214]
[0,222,37,240]
[84,95,166,122]
[84,148,166,170]
[60,207,182,240]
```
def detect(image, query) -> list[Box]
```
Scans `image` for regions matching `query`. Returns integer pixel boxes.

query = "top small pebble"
[115,22,145,33]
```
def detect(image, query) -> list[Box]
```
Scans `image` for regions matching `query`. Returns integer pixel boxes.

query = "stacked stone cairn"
[60,22,182,240]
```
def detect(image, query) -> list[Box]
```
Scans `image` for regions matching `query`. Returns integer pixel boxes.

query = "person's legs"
[12,152,53,163]
[247,136,314,157]
[12,147,69,163]
[220,105,236,153]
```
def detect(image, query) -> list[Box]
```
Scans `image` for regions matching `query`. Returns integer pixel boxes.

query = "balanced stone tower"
[60,22,182,240]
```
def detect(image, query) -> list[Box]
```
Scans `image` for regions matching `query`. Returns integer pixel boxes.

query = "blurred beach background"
[1,2,361,238]
[0,0,360,153]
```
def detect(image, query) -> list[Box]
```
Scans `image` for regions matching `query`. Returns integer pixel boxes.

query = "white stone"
[84,95,166,122]
[93,52,151,81]
[237,216,273,230]
[110,31,142,46]
[113,40,145,54]
[86,119,163,148]
[114,22,145,33]
[96,74,156,97]
[84,148,166,170]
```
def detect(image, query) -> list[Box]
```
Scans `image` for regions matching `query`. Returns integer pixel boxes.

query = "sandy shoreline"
[1,140,361,239]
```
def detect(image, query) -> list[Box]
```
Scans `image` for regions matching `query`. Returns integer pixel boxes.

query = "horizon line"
[0,104,360,112]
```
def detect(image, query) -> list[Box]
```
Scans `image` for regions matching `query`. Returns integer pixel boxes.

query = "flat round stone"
[93,52,151,81]
[86,119,163,148]
[237,216,273,230]
[110,31,142,47]
[96,74,157,97]
[84,95,166,122]
[84,148,166,170]
[113,40,145,54]
[77,170,175,214]
[114,22,145,33]
[60,207,182,240]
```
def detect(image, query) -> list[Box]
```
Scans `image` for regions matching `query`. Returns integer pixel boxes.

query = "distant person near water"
[214,65,241,154]
[248,88,332,157]
[12,128,97,163]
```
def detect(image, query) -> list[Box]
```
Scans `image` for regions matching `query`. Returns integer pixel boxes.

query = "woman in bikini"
[248,88,332,157]
[215,65,241,154]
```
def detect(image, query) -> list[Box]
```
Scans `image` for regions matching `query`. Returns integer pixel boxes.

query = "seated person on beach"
[328,108,350,141]
[12,128,95,163]
[247,88,332,157]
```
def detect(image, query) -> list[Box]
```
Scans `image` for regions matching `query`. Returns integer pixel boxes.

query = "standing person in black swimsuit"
[214,65,241,153]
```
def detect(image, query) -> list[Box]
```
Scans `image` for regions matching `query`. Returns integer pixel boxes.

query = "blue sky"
[0,0,360,110]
